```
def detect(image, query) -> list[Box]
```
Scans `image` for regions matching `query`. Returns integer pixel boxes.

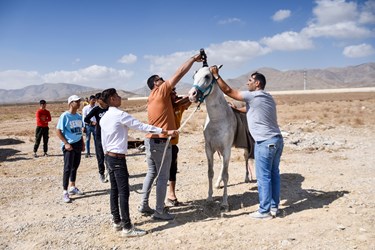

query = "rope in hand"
[133,103,202,195]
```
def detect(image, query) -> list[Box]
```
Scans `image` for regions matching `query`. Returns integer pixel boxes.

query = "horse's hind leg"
[248,158,256,181]
[244,149,250,183]
[220,152,230,211]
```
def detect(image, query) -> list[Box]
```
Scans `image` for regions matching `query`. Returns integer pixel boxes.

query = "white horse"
[188,64,254,211]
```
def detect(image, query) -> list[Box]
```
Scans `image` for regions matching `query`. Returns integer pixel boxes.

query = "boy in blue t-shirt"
[56,95,86,203]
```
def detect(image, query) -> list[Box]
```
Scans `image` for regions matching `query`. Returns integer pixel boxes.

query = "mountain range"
[1,62,374,104]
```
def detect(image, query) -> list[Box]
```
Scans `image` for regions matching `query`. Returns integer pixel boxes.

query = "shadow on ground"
[141,172,348,233]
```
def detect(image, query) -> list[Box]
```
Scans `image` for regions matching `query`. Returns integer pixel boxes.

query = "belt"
[106,152,126,158]
[151,138,168,144]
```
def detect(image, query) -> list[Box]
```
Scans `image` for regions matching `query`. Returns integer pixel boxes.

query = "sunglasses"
[155,77,164,82]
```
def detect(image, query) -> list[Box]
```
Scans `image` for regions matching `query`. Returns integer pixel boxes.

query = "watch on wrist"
[214,75,220,80]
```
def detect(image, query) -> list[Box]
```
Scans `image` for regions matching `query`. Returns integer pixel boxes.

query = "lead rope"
[133,103,201,194]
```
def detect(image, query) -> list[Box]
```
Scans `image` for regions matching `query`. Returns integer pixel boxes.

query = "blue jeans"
[105,155,132,230]
[140,138,171,213]
[85,125,96,155]
[255,135,284,214]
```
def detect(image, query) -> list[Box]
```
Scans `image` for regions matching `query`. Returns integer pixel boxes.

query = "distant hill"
[0,83,141,104]
[227,62,375,91]
[1,63,374,104]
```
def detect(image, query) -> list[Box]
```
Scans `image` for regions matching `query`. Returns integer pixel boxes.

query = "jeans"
[140,138,172,213]
[94,135,106,175]
[34,126,49,153]
[105,155,132,230]
[255,135,284,214]
[62,140,82,190]
[85,125,96,155]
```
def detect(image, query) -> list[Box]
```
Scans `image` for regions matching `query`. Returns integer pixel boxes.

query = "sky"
[0,0,374,91]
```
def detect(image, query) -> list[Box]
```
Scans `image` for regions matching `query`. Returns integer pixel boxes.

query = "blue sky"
[0,0,374,91]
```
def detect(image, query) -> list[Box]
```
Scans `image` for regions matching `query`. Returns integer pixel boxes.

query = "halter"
[192,76,216,103]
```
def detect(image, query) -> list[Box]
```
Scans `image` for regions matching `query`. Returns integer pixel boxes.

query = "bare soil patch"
[1,91,374,249]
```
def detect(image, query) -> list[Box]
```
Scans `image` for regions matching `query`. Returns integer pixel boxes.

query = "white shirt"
[82,104,96,124]
[100,106,162,154]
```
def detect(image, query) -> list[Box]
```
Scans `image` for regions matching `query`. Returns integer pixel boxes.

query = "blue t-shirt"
[241,90,281,142]
[56,111,83,146]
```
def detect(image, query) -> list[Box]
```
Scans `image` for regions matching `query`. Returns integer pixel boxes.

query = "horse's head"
[188,66,214,103]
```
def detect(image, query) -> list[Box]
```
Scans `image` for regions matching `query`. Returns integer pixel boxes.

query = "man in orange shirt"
[167,88,191,206]
[33,99,52,157]
[138,53,203,220]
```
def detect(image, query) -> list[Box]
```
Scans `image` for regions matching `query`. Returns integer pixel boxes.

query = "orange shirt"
[146,81,176,139]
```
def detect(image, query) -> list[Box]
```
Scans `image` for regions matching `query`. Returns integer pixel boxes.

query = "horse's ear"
[218,65,223,69]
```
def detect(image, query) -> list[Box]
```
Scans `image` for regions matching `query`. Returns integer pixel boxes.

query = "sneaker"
[99,173,107,183]
[270,207,280,217]
[63,193,71,203]
[138,205,154,215]
[113,221,123,231]
[152,210,175,221]
[33,152,38,158]
[43,152,49,157]
[85,154,89,158]
[249,211,272,219]
[121,226,147,237]
[68,187,84,195]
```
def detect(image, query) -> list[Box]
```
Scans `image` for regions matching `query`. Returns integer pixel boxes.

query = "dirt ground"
[0,91,374,250]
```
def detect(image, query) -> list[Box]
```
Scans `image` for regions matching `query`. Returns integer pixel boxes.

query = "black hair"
[39,100,46,105]
[147,75,158,90]
[95,92,101,100]
[101,88,117,104]
[251,71,266,89]
[89,95,96,100]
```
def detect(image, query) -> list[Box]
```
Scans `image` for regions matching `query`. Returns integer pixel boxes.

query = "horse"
[188,63,255,211]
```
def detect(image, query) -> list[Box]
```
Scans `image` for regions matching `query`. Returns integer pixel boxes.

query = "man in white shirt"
[82,95,96,158]
[100,88,177,237]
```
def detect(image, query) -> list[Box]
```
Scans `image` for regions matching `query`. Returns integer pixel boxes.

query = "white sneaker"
[121,226,147,237]
[113,221,123,231]
[249,211,272,219]
[68,187,84,195]
[63,193,71,203]
[270,207,280,217]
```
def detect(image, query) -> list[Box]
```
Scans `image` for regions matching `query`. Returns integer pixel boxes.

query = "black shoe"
[43,152,49,157]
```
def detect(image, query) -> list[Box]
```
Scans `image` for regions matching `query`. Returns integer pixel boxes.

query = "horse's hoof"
[244,178,250,183]
[220,205,230,212]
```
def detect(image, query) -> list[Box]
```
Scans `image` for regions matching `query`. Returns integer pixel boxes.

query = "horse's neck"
[205,83,233,120]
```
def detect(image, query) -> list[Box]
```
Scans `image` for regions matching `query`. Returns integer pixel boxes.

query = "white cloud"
[0,70,42,89]
[302,21,373,39]
[261,31,314,50]
[343,43,375,58]
[359,1,375,24]
[43,65,133,84]
[303,0,374,39]
[118,53,137,64]
[272,9,291,22]
[144,41,270,77]
[218,18,243,25]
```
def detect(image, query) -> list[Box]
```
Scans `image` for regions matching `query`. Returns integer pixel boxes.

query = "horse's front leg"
[206,148,214,202]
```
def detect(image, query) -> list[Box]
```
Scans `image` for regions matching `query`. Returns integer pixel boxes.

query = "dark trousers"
[95,135,106,175]
[105,155,132,230]
[34,126,49,153]
[169,145,179,182]
[62,140,82,190]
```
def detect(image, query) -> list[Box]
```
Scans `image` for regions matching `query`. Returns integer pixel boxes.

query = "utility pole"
[303,69,307,90]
